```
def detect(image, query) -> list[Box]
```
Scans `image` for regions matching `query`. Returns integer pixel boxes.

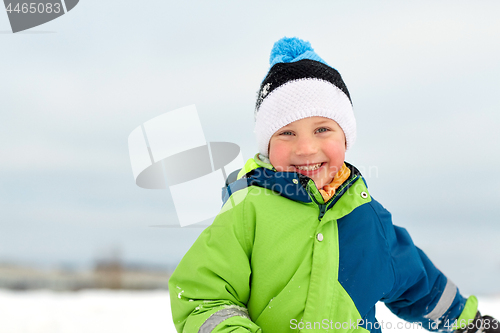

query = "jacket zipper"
[317,204,327,221]
[307,175,360,221]
[306,181,327,221]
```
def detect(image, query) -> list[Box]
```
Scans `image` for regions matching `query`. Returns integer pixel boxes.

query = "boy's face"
[269,116,346,189]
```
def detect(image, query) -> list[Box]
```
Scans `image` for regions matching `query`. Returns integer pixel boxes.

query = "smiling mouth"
[293,163,324,171]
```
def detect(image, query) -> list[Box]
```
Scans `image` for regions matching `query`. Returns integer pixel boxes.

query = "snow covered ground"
[0,289,174,333]
[0,289,499,333]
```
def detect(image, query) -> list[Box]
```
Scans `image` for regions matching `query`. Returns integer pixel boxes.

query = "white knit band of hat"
[254,78,356,157]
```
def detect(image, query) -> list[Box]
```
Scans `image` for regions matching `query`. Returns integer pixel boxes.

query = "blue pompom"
[269,37,328,67]
[269,37,313,64]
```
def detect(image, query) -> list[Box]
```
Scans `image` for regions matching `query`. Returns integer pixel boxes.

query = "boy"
[168,37,499,333]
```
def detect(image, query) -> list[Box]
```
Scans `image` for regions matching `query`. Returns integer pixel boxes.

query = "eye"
[280,130,293,136]
[316,127,329,133]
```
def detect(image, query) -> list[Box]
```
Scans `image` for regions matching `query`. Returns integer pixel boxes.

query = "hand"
[455,311,500,333]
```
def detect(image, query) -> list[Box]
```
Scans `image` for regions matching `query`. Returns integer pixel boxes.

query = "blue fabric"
[359,307,382,333]
[338,198,466,332]
[337,201,394,318]
[221,177,248,205]
[221,168,312,207]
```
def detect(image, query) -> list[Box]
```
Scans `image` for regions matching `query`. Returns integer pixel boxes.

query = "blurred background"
[1,1,500,330]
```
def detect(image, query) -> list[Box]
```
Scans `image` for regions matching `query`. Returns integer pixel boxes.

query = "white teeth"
[295,163,322,171]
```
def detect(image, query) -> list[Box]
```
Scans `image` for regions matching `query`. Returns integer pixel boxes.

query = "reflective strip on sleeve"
[424,279,458,322]
[199,307,251,333]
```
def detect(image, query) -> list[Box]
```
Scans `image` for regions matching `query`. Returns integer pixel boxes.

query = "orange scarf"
[318,163,351,202]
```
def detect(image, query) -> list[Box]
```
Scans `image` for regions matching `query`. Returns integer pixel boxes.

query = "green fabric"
[329,178,371,218]
[306,179,325,204]
[169,156,372,332]
[252,153,275,171]
[237,157,260,179]
[237,153,276,180]
[453,296,478,330]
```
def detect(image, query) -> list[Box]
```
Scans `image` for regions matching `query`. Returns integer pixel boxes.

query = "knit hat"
[254,37,356,157]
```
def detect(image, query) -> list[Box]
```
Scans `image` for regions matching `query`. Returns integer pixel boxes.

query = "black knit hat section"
[255,59,352,111]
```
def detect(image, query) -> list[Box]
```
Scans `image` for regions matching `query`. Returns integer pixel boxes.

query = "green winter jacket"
[168,155,475,333]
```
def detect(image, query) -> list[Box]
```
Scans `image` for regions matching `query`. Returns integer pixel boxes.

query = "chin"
[316,181,328,189]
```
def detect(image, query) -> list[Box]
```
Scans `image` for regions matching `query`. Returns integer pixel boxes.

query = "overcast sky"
[1,1,500,294]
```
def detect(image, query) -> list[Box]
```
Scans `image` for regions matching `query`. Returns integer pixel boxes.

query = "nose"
[294,135,318,156]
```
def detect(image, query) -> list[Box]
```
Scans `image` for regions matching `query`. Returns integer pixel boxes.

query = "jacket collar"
[222,154,365,209]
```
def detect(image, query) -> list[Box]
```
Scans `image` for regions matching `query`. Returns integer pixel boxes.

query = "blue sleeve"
[376,204,467,331]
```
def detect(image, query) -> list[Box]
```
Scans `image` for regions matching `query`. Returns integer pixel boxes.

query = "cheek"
[325,142,346,166]
[269,140,290,170]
